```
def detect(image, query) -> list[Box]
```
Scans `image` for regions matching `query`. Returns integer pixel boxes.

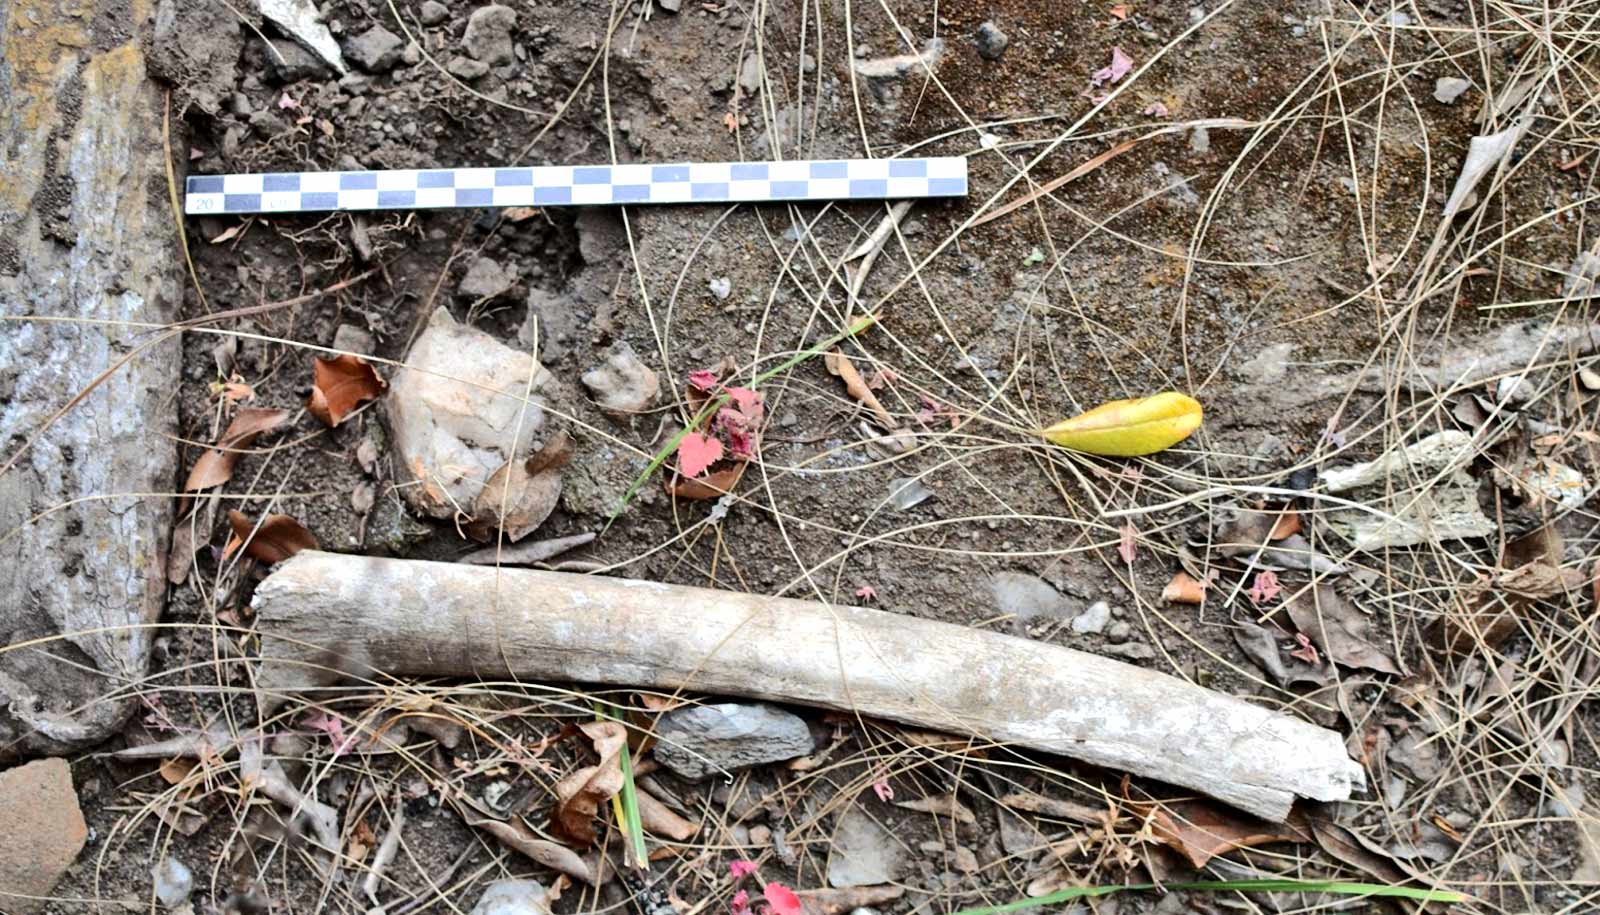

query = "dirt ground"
[52,0,1600,912]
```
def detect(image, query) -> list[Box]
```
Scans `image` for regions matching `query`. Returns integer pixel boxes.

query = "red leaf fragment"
[677,433,724,478]
[688,369,720,391]
[224,510,319,565]
[764,884,802,915]
[1117,522,1138,564]
[1247,571,1282,606]
[854,585,877,602]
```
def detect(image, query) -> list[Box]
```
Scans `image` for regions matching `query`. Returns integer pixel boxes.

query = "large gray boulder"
[0,0,180,757]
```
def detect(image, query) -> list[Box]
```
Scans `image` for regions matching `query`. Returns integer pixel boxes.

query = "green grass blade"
[948,877,1466,915]
[594,702,649,869]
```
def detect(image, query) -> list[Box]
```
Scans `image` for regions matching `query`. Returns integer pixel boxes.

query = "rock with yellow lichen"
[0,0,180,758]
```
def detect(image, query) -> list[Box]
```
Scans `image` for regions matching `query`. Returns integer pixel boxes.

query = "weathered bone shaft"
[252,552,1362,821]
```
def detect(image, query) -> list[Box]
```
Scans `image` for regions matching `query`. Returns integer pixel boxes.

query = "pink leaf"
[1247,571,1282,606]
[724,386,765,425]
[688,369,720,391]
[764,884,802,915]
[1090,46,1134,87]
[303,712,355,756]
[277,92,299,110]
[872,778,893,802]
[731,890,751,915]
[1117,522,1138,564]
[677,433,724,478]
[1143,101,1169,117]
[854,584,877,602]
[730,860,757,880]
[1289,631,1321,665]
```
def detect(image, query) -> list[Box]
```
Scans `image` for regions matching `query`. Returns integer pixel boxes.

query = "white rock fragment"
[255,0,347,74]
[470,879,550,915]
[1434,76,1471,104]
[1322,431,1495,550]
[854,39,944,78]
[581,341,659,418]
[386,308,561,538]
[1443,121,1525,218]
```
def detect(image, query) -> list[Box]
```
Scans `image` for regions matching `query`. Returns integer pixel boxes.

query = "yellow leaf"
[1042,391,1202,456]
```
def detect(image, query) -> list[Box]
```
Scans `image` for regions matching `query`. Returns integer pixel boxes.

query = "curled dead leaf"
[225,510,319,565]
[183,407,291,492]
[666,462,746,500]
[1042,391,1202,457]
[550,721,626,846]
[461,804,597,885]
[825,351,896,429]
[308,354,385,427]
[1130,798,1308,868]
[158,757,196,785]
[468,433,568,542]
[1161,571,1207,604]
[636,788,697,840]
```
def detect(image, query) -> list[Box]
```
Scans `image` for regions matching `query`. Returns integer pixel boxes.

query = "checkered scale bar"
[184,157,967,215]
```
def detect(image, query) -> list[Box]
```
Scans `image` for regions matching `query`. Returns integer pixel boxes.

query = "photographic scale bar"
[184,157,968,215]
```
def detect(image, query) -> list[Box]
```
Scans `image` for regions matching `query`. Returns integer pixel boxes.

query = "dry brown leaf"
[503,206,539,222]
[158,757,195,785]
[462,806,596,885]
[666,462,746,500]
[183,407,291,492]
[825,351,896,429]
[308,354,385,427]
[796,887,906,915]
[226,510,319,565]
[1269,509,1301,540]
[550,720,626,846]
[1161,571,1207,604]
[1132,798,1308,868]
[469,455,562,542]
[209,223,243,244]
[636,788,697,840]
[1285,585,1401,675]
[896,793,977,824]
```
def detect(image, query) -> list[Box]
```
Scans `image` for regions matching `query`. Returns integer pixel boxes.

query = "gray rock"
[464,5,517,65]
[582,341,660,418]
[1188,125,1211,155]
[708,276,732,300]
[2,10,179,758]
[888,477,934,511]
[153,856,194,907]
[344,24,404,72]
[1106,621,1132,642]
[332,323,375,356]
[657,0,682,11]
[990,572,1071,621]
[1434,76,1471,104]
[459,256,514,300]
[447,56,491,80]
[975,21,1008,61]
[827,807,908,887]
[420,0,450,25]
[1071,601,1111,634]
[653,703,813,780]
[402,41,422,66]
[738,55,762,93]
[470,879,550,915]
[265,38,330,82]
[1103,643,1155,662]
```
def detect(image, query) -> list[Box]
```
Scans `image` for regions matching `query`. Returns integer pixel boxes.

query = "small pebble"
[975,21,1009,61]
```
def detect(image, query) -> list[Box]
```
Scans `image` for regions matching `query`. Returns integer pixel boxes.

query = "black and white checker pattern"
[184,157,967,215]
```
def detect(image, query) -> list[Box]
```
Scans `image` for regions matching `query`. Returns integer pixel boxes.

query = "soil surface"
[49,0,1600,912]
